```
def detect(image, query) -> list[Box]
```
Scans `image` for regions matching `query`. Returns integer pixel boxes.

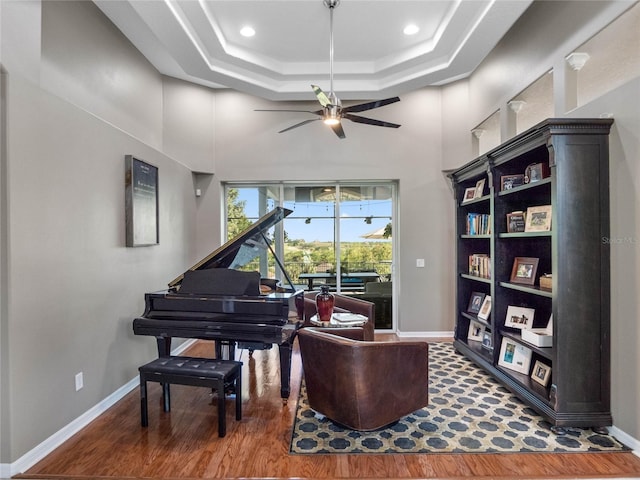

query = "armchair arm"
[302,293,375,340]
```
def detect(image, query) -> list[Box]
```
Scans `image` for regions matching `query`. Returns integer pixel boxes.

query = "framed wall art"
[125,155,159,247]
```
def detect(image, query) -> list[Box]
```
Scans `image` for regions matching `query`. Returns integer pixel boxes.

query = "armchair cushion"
[297,327,429,431]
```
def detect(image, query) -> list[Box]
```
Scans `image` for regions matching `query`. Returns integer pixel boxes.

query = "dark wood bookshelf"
[448,118,613,430]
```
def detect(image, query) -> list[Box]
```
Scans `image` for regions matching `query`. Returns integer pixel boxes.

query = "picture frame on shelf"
[524,205,552,232]
[498,337,533,375]
[505,305,535,329]
[461,187,477,204]
[510,256,539,285]
[468,321,485,341]
[467,291,486,315]
[531,360,552,387]
[477,295,492,320]
[524,163,550,184]
[506,211,526,233]
[474,178,486,198]
[500,174,525,191]
[481,330,493,351]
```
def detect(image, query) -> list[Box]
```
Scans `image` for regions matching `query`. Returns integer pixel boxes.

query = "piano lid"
[168,207,293,289]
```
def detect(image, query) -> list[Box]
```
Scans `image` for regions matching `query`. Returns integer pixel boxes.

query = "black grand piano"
[133,207,303,399]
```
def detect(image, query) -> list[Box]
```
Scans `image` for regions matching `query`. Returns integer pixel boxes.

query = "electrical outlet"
[75,372,83,391]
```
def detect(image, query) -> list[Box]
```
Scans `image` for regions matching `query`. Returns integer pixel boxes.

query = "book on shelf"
[466,213,491,235]
[468,253,491,278]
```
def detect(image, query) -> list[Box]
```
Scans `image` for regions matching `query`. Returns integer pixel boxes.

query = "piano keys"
[133,207,303,399]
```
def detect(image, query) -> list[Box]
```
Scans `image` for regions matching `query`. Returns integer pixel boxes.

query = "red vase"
[315,286,335,322]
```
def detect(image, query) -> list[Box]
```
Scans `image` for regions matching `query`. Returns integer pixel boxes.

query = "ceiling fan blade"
[344,114,401,129]
[255,109,323,115]
[330,122,346,139]
[342,97,401,114]
[278,118,321,133]
[311,85,333,107]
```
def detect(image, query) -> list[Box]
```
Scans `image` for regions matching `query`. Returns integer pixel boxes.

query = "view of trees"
[226,188,392,282]
[226,188,253,240]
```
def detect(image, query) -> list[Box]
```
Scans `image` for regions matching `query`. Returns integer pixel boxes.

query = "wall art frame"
[125,155,159,247]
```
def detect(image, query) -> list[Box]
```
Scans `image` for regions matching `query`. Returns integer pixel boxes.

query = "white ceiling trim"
[94,0,535,101]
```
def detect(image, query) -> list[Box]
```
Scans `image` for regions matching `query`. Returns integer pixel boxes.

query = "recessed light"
[240,26,255,37]
[403,24,419,36]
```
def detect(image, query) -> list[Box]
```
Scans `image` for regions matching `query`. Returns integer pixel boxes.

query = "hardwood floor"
[18,335,640,480]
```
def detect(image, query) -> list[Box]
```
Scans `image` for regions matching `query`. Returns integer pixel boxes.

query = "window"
[225,182,396,330]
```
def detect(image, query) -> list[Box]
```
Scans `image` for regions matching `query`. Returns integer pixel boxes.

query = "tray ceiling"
[94,0,533,101]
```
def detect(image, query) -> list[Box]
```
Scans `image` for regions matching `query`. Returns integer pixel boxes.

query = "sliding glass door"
[225,182,395,330]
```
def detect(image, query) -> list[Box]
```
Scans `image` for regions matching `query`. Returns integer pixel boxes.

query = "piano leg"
[156,337,172,356]
[215,341,236,360]
[278,341,293,401]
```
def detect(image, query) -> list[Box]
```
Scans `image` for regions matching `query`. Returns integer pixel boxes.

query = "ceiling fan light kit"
[255,0,401,139]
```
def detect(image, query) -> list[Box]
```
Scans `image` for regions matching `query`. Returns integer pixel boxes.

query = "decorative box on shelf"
[539,274,552,290]
[522,328,553,348]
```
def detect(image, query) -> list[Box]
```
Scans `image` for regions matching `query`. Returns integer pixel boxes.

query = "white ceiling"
[94,0,534,101]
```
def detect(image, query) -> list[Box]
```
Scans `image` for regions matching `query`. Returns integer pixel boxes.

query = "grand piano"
[133,207,303,399]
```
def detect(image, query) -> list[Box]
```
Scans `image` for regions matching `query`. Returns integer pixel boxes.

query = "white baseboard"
[7,339,197,477]
[396,330,454,338]
[609,425,640,457]
[9,376,140,476]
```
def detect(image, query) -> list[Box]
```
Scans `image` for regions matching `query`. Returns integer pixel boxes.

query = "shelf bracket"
[546,140,556,168]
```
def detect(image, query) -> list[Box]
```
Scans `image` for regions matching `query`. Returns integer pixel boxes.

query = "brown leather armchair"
[302,291,375,340]
[297,327,429,431]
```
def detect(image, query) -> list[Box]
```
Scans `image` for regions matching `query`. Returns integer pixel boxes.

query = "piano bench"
[138,356,242,437]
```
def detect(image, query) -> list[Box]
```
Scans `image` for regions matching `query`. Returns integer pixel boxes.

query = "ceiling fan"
[256,0,401,139]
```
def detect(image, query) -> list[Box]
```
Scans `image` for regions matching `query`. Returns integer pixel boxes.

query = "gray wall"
[211,87,453,337]
[0,0,217,465]
[0,0,638,470]
[581,77,640,453]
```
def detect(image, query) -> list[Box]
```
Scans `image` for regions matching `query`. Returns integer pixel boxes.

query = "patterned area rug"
[290,342,630,454]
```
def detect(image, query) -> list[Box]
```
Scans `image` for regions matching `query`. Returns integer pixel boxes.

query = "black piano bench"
[138,356,242,437]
